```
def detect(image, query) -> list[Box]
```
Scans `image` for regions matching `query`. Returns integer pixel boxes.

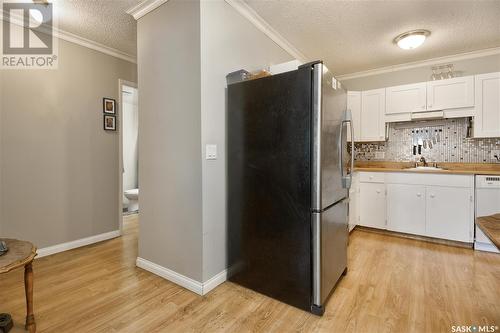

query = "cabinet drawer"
[359,172,385,183]
[385,172,473,187]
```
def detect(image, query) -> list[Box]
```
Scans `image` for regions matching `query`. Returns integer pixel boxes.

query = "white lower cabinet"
[387,184,426,235]
[348,172,359,232]
[356,172,474,243]
[425,187,473,242]
[359,182,386,229]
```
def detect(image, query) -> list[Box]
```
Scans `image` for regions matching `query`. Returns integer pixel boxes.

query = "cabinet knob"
[430,194,435,198]
[428,104,433,108]
[417,193,422,197]
[376,189,381,194]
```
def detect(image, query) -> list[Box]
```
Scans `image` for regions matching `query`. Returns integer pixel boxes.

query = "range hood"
[411,110,445,120]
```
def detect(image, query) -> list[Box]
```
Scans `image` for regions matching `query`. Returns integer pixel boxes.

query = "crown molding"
[224,0,307,63]
[54,28,136,64]
[127,0,170,20]
[337,46,500,81]
[0,9,137,63]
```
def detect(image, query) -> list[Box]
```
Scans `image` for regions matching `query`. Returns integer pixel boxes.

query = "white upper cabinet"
[361,89,386,141]
[474,72,500,138]
[347,91,361,142]
[426,76,474,111]
[386,82,427,114]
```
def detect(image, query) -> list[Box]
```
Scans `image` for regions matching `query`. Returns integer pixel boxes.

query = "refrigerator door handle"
[339,109,353,189]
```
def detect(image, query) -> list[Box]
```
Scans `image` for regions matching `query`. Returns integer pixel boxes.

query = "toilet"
[124,188,139,212]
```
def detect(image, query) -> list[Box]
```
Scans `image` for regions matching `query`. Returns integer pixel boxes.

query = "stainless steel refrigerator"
[227,61,353,315]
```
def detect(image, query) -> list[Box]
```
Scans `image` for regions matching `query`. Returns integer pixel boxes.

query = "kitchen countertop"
[352,161,500,175]
[476,214,500,250]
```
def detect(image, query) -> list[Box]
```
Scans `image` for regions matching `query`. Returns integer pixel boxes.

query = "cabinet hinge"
[470,195,473,202]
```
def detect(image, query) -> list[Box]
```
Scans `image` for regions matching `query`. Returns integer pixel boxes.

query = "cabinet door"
[348,173,359,231]
[386,184,426,235]
[359,182,386,229]
[425,186,473,242]
[361,89,386,141]
[426,76,474,111]
[386,82,426,114]
[347,91,361,142]
[474,72,500,138]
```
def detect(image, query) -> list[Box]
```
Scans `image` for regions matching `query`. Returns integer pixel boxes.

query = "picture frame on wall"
[104,115,116,131]
[103,98,116,114]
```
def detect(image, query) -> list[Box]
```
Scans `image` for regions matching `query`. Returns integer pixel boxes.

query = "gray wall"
[341,53,500,91]
[0,39,137,248]
[137,0,203,281]
[200,0,293,282]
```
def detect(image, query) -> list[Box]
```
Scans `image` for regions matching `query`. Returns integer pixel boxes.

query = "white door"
[426,186,473,242]
[347,91,361,142]
[474,72,500,138]
[386,184,426,235]
[361,89,386,141]
[386,82,427,114]
[426,76,474,111]
[359,182,386,229]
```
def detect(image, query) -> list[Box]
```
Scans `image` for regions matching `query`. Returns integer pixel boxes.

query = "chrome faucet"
[419,157,428,167]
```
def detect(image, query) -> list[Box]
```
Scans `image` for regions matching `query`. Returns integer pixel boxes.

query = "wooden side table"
[0,239,37,333]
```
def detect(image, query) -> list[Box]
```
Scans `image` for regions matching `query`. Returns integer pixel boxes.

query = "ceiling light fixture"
[394,30,431,50]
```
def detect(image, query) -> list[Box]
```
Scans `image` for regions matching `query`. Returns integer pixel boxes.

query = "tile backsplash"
[353,118,500,163]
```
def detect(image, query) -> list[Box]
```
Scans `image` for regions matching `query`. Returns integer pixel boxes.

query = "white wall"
[0,39,136,248]
[122,85,139,206]
[341,53,500,91]
[200,1,293,282]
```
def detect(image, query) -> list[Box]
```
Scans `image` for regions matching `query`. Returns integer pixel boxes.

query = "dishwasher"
[475,175,500,253]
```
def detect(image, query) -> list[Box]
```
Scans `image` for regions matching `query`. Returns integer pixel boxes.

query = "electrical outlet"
[374,151,385,160]
[491,150,500,161]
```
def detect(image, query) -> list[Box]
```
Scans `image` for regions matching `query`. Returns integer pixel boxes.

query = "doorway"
[119,80,138,232]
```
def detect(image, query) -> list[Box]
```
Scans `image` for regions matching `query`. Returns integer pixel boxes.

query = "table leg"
[24,262,36,333]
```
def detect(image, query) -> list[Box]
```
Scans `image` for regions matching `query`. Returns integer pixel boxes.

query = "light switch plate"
[375,151,385,159]
[206,144,217,160]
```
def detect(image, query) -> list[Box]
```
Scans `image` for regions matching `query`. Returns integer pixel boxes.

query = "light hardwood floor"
[1,214,499,332]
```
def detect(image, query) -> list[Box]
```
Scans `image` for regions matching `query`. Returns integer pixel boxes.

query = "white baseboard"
[37,230,121,258]
[202,269,228,295]
[474,242,500,253]
[136,257,228,295]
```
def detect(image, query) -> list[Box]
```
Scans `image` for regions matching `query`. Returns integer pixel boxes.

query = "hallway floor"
[1,214,499,332]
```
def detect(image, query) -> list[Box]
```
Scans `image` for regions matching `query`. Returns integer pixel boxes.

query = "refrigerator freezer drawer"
[312,199,348,308]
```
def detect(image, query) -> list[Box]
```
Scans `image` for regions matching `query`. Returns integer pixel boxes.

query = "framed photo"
[103,98,116,114]
[104,115,116,131]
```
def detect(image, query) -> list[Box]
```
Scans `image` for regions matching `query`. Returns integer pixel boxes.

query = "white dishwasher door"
[475,175,500,253]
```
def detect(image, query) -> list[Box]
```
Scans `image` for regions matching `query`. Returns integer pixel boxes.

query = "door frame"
[118,79,138,234]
